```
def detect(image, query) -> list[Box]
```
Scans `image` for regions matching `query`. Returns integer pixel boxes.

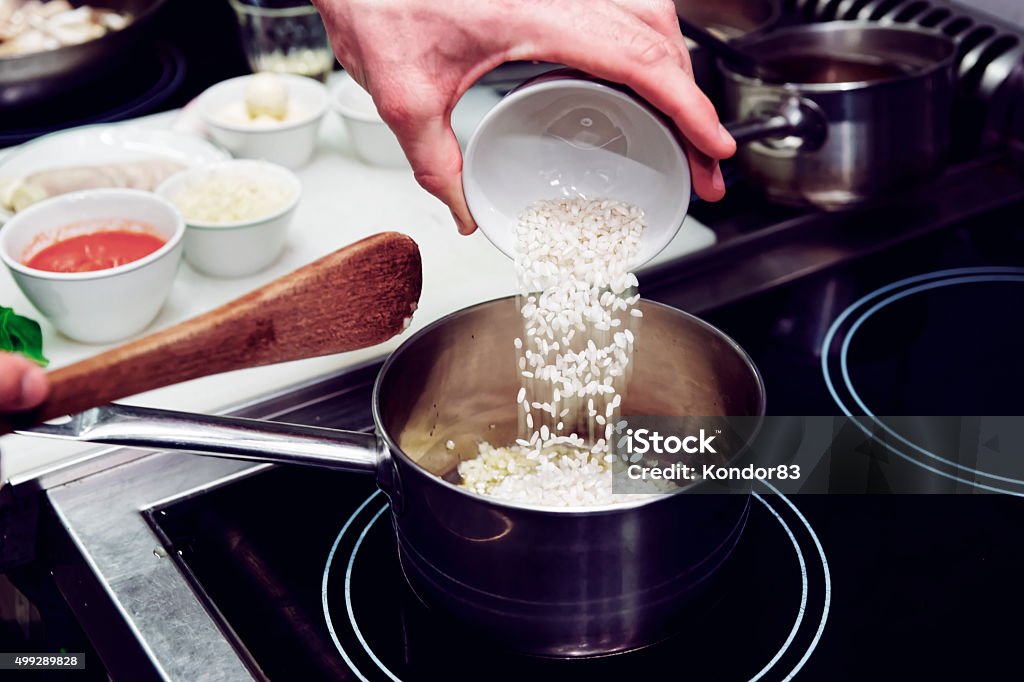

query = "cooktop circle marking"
[763,481,832,682]
[346,504,395,681]
[822,267,1024,494]
[323,489,830,682]
[841,275,1024,484]
[748,492,808,682]
[322,489,384,682]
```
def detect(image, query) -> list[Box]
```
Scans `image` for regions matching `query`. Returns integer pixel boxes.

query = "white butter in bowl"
[198,73,328,169]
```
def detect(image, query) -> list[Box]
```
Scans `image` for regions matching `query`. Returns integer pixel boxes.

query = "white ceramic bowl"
[0,189,185,344]
[330,73,408,168]
[198,74,328,169]
[329,74,504,167]
[155,160,301,278]
[462,73,691,268]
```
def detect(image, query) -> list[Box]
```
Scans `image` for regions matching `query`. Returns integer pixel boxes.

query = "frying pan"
[0,0,168,106]
[8,234,766,657]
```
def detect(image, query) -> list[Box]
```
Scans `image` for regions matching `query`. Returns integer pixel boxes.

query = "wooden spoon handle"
[9,231,421,429]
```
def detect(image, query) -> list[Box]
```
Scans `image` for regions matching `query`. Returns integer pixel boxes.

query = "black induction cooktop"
[146,191,1024,680]
[147,469,1024,681]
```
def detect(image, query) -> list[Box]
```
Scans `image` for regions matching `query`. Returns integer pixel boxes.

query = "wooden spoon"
[2,231,421,433]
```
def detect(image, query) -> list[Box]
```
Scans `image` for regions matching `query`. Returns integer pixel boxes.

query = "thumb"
[394,115,477,235]
[0,355,49,412]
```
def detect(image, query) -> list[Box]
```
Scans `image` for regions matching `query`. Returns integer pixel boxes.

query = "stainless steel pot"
[27,296,765,657]
[720,22,956,209]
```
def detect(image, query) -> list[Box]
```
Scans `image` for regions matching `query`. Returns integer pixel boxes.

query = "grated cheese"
[172,173,294,224]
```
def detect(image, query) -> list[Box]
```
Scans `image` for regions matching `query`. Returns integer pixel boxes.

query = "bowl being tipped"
[462,72,691,270]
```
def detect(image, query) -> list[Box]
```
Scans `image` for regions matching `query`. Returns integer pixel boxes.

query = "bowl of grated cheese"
[155,160,300,278]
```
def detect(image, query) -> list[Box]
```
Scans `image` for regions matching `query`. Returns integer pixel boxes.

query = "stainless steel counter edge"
[46,450,262,681]
[27,361,386,680]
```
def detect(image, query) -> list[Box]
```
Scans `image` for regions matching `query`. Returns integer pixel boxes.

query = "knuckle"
[629,32,673,67]
[374,95,416,128]
[373,86,437,130]
[413,169,447,196]
[414,154,462,195]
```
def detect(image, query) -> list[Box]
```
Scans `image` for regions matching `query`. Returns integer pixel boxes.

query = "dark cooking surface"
[147,198,1024,680]
[153,471,814,681]
[683,201,1024,416]
[835,277,1024,416]
[149,465,1024,681]
[0,42,187,148]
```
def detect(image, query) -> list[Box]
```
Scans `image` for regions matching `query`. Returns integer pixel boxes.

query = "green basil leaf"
[0,306,49,367]
[0,311,11,350]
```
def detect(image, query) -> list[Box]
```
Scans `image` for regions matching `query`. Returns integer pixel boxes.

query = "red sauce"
[25,222,166,274]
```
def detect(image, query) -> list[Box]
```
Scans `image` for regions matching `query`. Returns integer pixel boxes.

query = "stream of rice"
[458,197,647,506]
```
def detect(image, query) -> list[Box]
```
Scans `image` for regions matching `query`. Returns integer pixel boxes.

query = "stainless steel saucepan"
[20,295,765,657]
[720,22,957,209]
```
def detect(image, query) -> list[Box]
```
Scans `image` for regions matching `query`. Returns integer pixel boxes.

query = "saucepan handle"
[725,94,828,151]
[17,403,384,474]
[727,114,799,145]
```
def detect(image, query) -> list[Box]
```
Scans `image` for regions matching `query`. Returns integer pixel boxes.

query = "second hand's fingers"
[0,355,49,412]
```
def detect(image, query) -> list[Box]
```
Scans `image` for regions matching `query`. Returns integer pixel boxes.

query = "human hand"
[313,0,736,234]
[0,353,48,412]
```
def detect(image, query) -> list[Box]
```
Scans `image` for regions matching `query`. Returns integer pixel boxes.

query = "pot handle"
[18,403,384,475]
[726,94,828,150]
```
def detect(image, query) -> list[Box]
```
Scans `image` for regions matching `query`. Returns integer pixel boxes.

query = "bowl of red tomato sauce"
[0,189,185,344]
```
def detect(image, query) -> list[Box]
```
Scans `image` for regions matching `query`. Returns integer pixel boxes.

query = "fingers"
[685,142,726,202]
[347,0,735,228]
[515,2,736,180]
[609,0,689,63]
[376,95,477,235]
[0,354,48,412]
[605,3,717,192]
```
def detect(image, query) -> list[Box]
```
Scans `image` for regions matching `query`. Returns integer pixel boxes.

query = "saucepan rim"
[719,20,957,93]
[371,296,767,516]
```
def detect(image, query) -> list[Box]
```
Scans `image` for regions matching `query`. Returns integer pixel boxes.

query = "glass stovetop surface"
[150,200,1024,680]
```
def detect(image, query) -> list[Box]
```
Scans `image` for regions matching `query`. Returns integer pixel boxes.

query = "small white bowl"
[198,74,329,169]
[330,73,408,168]
[0,189,185,344]
[156,160,301,278]
[462,71,691,269]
